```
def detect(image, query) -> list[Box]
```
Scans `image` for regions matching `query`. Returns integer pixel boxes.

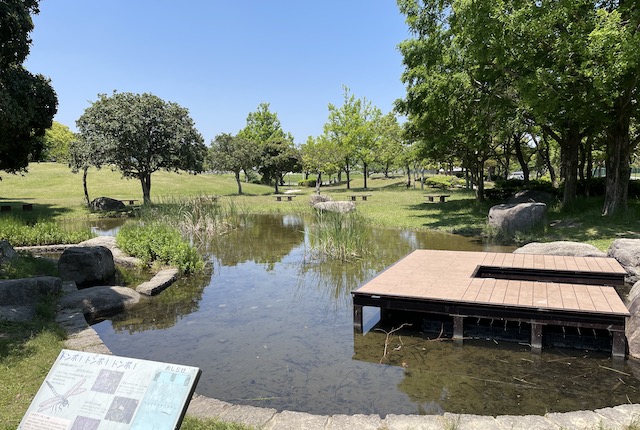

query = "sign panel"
[19,349,201,430]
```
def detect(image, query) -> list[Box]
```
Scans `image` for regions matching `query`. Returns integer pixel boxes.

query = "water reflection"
[91,214,640,417]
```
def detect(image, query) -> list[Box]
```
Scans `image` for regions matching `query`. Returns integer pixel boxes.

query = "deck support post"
[453,315,464,341]
[611,330,626,358]
[353,305,363,334]
[531,322,543,353]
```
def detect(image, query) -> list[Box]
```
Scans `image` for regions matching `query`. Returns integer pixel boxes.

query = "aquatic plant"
[0,216,94,246]
[307,209,371,261]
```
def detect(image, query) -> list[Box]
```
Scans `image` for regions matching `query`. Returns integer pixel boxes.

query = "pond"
[91,214,640,417]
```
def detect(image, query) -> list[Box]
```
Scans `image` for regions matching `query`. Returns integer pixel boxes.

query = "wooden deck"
[352,250,630,357]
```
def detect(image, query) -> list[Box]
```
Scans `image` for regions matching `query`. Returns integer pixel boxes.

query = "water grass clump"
[116,222,204,274]
[308,209,371,261]
[137,196,248,243]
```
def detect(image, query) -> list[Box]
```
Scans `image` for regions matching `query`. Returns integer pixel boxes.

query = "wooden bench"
[0,205,10,212]
[22,204,33,211]
[121,199,139,205]
[348,194,372,201]
[424,194,450,203]
[274,195,297,202]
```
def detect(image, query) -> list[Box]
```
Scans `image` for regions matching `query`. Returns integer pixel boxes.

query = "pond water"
[92,214,640,417]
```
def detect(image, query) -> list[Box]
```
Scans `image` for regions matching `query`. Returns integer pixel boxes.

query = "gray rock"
[309,194,332,206]
[313,201,356,213]
[80,236,141,267]
[495,414,560,429]
[626,294,640,358]
[608,239,640,283]
[488,202,547,237]
[0,276,62,322]
[136,268,178,296]
[513,241,607,257]
[507,190,555,205]
[0,240,18,263]
[545,410,617,430]
[326,414,383,430]
[90,196,126,212]
[58,246,116,288]
[58,285,140,318]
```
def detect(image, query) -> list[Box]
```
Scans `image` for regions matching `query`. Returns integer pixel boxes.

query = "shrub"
[298,179,317,187]
[116,222,204,274]
[0,217,94,246]
[424,175,461,189]
[486,178,559,202]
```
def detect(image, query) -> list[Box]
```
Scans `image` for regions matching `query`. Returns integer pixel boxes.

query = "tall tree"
[76,92,206,204]
[0,0,57,174]
[208,133,260,195]
[301,135,341,193]
[42,121,74,162]
[259,137,301,194]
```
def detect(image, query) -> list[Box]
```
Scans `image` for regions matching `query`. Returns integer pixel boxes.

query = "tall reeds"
[136,196,248,244]
[307,209,371,261]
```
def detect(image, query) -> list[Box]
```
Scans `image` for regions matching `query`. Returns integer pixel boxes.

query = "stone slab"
[546,410,617,429]
[383,414,445,430]
[186,394,231,418]
[444,413,500,430]
[264,410,330,429]
[326,414,383,430]
[495,415,560,429]
[136,268,179,295]
[218,404,277,428]
[596,404,640,427]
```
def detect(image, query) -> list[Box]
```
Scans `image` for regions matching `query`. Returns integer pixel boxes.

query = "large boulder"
[313,201,356,213]
[513,241,607,258]
[488,202,547,237]
[80,236,141,267]
[90,197,126,212]
[507,190,555,205]
[58,285,140,319]
[309,194,332,206]
[608,239,640,284]
[58,246,116,288]
[0,276,62,321]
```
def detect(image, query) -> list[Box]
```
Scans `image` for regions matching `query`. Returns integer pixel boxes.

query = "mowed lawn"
[0,162,638,250]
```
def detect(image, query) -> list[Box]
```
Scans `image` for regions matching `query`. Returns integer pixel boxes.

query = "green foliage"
[0,217,94,246]
[0,254,58,279]
[0,1,57,174]
[259,138,301,193]
[208,133,260,195]
[486,179,558,202]
[116,222,204,274]
[298,179,317,187]
[41,121,74,162]
[308,210,371,261]
[75,91,207,204]
[424,175,461,189]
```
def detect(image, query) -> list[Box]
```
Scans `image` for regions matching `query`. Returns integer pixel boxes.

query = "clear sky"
[25,1,410,145]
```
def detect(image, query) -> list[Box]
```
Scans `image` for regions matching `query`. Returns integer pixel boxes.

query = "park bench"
[274,195,297,202]
[348,194,372,201]
[424,194,450,203]
[121,199,139,205]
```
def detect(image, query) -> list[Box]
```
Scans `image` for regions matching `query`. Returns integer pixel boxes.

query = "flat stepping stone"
[136,268,179,296]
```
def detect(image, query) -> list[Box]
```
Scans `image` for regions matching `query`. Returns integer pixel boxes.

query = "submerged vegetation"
[307,209,371,261]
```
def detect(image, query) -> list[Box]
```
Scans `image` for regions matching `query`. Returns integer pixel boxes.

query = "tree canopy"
[75,92,206,204]
[396,0,640,213]
[0,0,57,174]
[208,133,260,195]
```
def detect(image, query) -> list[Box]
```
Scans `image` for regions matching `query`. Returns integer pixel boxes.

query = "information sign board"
[18,349,201,430]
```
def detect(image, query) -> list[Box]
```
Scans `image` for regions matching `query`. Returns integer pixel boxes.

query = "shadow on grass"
[0,200,76,222]
[406,198,493,234]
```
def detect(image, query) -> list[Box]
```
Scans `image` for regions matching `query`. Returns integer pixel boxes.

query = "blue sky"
[25,1,409,145]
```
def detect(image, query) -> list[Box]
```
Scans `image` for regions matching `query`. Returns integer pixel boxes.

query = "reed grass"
[307,209,371,261]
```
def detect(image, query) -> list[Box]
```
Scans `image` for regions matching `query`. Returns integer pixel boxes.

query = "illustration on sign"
[18,349,201,430]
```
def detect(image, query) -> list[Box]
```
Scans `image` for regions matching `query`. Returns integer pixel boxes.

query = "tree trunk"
[235,170,243,195]
[540,132,557,186]
[82,166,90,207]
[140,173,152,205]
[405,163,411,188]
[561,127,581,208]
[602,96,632,216]
[316,172,322,194]
[345,163,351,190]
[514,134,530,187]
[363,162,368,189]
